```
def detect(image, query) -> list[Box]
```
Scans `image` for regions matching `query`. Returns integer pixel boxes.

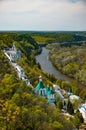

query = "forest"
[47,42,86,100]
[31,31,86,45]
[0,32,86,130]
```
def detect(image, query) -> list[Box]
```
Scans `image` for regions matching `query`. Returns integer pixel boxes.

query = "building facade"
[35,76,55,104]
[4,44,21,61]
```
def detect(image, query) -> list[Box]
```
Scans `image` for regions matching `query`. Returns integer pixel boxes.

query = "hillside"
[47,43,86,99]
[48,44,86,84]
[0,33,76,130]
[31,31,86,45]
[0,33,42,82]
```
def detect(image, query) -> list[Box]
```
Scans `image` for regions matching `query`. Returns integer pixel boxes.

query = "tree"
[79,89,86,100]
[67,99,74,115]
[57,100,63,110]
[61,81,71,90]
[52,121,63,130]
[73,110,84,129]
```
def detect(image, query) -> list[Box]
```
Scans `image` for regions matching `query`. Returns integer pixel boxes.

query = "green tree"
[52,121,63,130]
[67,99,74,115]
[73,110,84,129]
[79,89,86,100]
[57,100,63,110]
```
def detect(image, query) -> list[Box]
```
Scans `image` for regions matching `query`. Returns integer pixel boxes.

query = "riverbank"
[35,47,86,99]
[35,47,72,82]
[48,44,86,85]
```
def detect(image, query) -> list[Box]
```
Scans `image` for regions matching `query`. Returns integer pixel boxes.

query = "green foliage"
[73,110,84,129]
[0,81,74,130]
[79,89,86,100]
[48,43,86,98]
[48,44,86,84]
[73,99,82,110]
[61,81,71,90]
[52,121,63,130]
[31,32,86,45]
[56,100,63,110]
[67,99,74,115]
[0,32,75,130]
[1,32,85,129]
[32,35,54,44]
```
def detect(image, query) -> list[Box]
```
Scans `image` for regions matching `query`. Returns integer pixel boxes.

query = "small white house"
[79,102,86,123]
[53,84,60,91]
[69,94,80,103]
[15,65,24,79]
[53,84,64,105]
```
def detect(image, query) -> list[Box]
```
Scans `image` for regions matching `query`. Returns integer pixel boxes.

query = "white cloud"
[0,0,86,30]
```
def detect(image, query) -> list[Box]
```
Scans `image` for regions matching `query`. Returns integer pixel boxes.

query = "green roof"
[47,89,54,95]
[35,81,45,90]
[46,87,50,93]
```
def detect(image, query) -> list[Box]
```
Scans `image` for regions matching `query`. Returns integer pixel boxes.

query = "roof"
[46,87,50,93]
[69,95,79,100]
[79,103,86,119]
[35,80,45,90]
[47,89,54,95]
[80,104,86,112]
[53,84,60,91]
[6,50,17,55]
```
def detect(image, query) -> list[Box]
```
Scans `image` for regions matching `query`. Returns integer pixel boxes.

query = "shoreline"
[36,46,86,91]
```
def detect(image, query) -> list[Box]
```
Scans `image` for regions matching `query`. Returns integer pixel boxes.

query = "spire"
[12,44,17,51]
[39,75,42,82]
[35,75,44,90]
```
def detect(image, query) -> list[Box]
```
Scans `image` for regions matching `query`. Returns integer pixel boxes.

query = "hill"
[0,32,75,130]
[47,43,86,100]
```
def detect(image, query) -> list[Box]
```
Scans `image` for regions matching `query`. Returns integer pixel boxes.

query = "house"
[53,84,60,91]
[4,44,21,61]
[15,64,25,79]
[69,94,80,103]
[15,64,30,85]
[53,84,64,105]
[79,102,86,123]
[35,76,55,104]
[11,62,30,86]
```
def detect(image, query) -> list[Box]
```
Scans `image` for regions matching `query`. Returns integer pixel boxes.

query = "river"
[35,47,71,82]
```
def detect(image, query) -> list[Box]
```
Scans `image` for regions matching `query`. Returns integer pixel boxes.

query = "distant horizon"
[0,30,86,32]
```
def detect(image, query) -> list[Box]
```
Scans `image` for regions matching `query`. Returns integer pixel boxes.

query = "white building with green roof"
[35,76,55,104]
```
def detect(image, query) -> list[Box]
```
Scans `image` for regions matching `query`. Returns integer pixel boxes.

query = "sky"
[0,0,86,31]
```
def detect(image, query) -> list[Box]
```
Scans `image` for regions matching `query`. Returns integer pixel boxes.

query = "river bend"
[35,47,71,81]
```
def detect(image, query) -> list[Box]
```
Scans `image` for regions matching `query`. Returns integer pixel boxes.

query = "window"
[40,90,42,95]
[43,90,45,95]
